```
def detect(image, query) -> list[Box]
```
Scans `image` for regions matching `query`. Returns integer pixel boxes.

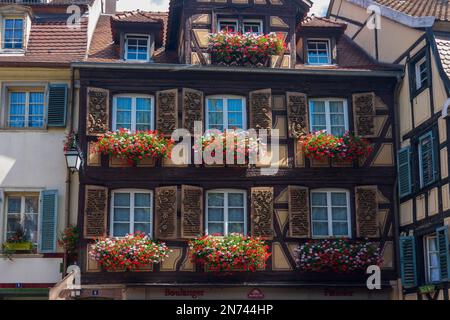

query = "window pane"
[329,101,344,113]
[7,197,21,213]
[114,208,130,222]
[229,208,245,221]
[228,223,244,234]
[113,223,129,237]
[25,196,39,213]
[24,214,38,243]
[228,193,244,206]
[431,268,440,282]
[332,207,347,221]
[332,222,348,236]
[114,193,130,207]
[428,237,438,251]
[134,208,151,222]
[313,222,328,236]
[208,193,224,206]
[311,192,327,206]
[7,214,20,237]
[331,192,347,206]
[430,252,439,267]
[312,207,327,220]
[208,223,224,235]
[134,223,151,235]
[208,208,224,221]
[135,193,151,207]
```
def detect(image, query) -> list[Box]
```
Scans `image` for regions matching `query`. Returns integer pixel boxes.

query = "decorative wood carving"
[355,186,379,238]
[250,89,272,132]
[251,187,274,239]
[353,92,376,137]
[288,186,310,238]
[155,186,178,239]
[286,92,308,138]
[156,89,178,135]
[181,185,204,238]
[86,87,109,136]
[84,186,108,239]
[183,88,204,133]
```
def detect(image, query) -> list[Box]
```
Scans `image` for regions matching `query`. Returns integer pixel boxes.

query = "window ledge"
[0,50,25,56]
[0,254,44,259]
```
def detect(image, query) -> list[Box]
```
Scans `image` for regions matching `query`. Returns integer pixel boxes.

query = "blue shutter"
[397,147,412,197]
[39,190,58,253]
[400,236,417,288]
[419,131,437,187]
[437,226,450,281]
[47,84,68,127]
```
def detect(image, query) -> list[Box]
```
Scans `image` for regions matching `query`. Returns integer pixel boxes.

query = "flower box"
[3,242,33,251]
[189,234,271,273]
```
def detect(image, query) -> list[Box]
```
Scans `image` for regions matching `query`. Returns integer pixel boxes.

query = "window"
[3,18,23,49]
[206,189,247,236]
[306,39,331,65]
[206,96,246,130]
[8,90,45,128]
[113,95,154,131]
[311,189,351,238]
[111,190,153,237]
[414,56,428,91]
[309,99,348,136]
[6,194,39,244]
[243,20,263,35]
[125,34,150,62]
[218,19,238,33]
[418,131,437,188]
[425,235,441,283]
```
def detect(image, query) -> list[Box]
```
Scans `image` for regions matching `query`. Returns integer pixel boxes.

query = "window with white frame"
[218,19,238,33]
[425,235,441,283]
[7,89,45,128]
[311,189,351,238]
[206,96,246,131]
[243,20,263,35]
[125,34,151,62]
[306,39,331,65]
[206,190,247,236]
[111,190,153,237]
[414,56,428,91]
[3,18,24,50]
[6,193,39,244]
[309,99,348,136]
[113,95,154,131]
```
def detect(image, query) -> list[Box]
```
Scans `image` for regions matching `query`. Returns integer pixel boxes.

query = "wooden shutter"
[86,87,109,136]
[155,186,178,239]
[47,84,68,127]
[353,92,375,137]
[84,186,108,239]
[355,186,379,238]
[288,186,310,238]
[286,92,308,138]
[181,185,203,238]
[419,131,437,187]
[249,89,272,132]
[400,236,417,288]
[183,88,204,133]
[39,190,58,253]
[397,147,412,197]
[437,226,450,281]
[156,89,178,135]
[251,187,274,239]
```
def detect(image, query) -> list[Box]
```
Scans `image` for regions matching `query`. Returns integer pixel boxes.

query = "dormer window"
[306,39,331,65]
[125,34,151,62]
[3,17,23,49]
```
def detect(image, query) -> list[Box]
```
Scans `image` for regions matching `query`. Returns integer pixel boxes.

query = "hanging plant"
[295,239,382,273]
[97,129,174,164]
[89,233,170,272]
[299,131,373,162]
[208,31,286,67]
[58,225,79,264]
[189,234,271,272]
[63,131,78,152]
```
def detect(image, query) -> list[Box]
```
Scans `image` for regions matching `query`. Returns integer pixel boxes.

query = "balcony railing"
[0,0,91,4]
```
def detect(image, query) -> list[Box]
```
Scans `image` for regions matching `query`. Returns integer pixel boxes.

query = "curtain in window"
[207,99,224,130]
[207,191,245,235]
[115,97,132,130]
[136,98,152,130]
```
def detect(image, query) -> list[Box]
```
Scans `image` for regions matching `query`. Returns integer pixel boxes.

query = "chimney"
[104,0,117,14]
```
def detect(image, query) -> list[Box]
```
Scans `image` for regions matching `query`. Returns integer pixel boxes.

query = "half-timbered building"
[69,0,404,300]
[328,0,450,300]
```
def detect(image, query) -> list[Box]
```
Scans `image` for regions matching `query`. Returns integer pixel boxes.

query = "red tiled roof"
[0,16,87,66]
[300,15,347,28]
[435,34,450,78]
[113,10,167,24]
[375,0,450,21]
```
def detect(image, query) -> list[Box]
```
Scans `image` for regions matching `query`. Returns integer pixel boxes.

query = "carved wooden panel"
[183,88,204,133]
[181,185,204,238]
[353,92,376,137]
[355,186,379,238]
[84,186,108,239]
[156,89,178,135]
[251,187,274,239]
[288,186,310,238]
[286,92,308,138]
[155,186,178,239]
[86,87,109,136]
[250,89,272,132]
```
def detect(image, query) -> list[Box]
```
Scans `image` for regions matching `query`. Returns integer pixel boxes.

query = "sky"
[117,0,331,16]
